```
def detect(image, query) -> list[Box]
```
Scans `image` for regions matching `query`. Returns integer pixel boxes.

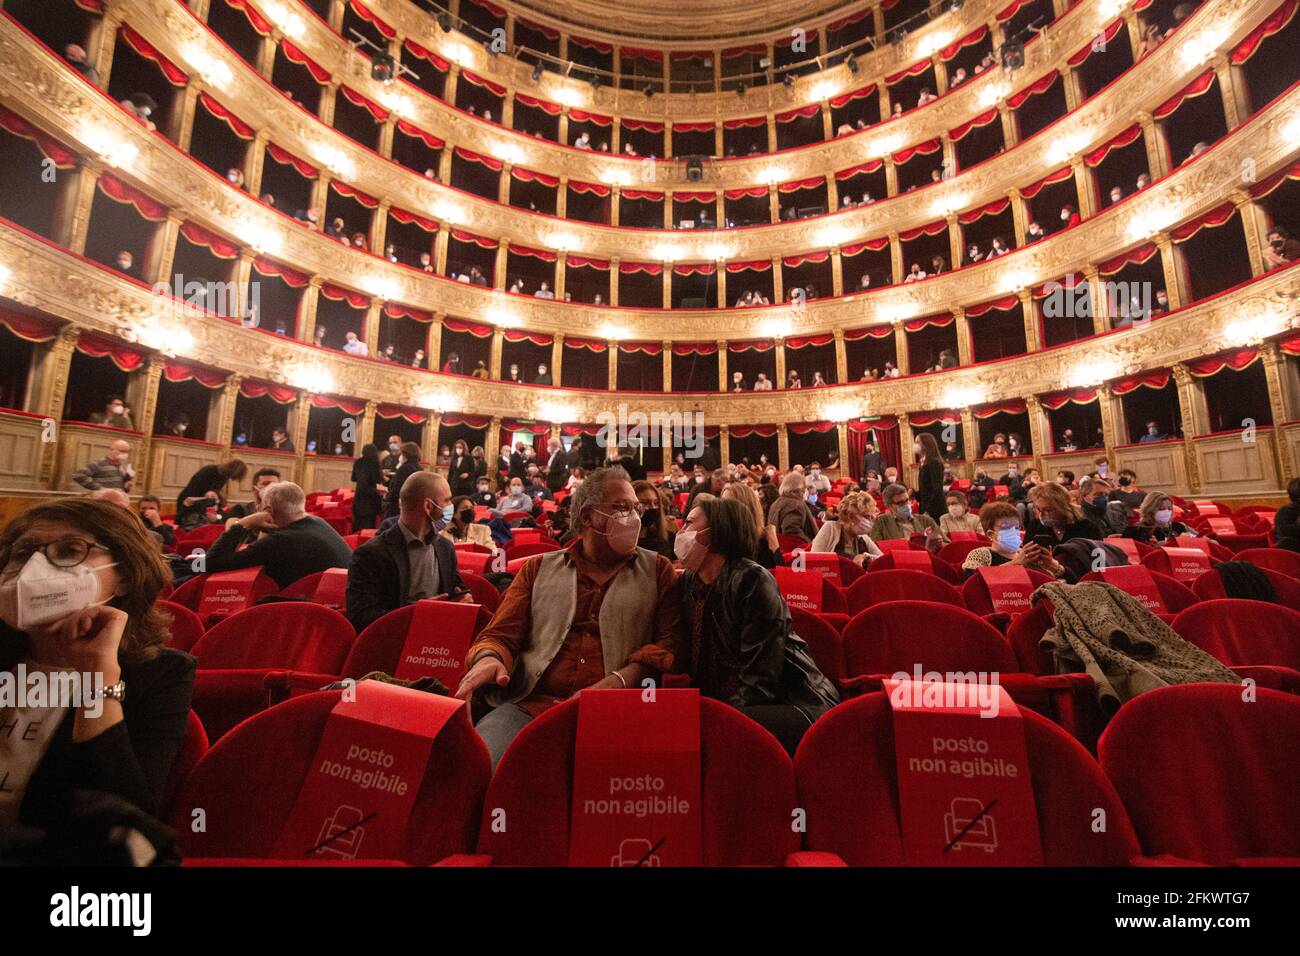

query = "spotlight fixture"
[531,62,543,82]
[1000,40,1025,72]
[437,12,452,32]
[782,73,794,88]
[484,38,497,57]
[643,84,654,98]
[370,51,396,83]
[950,0,964,10]
[846,54,858,75]
[589,73,602,91]
[888,27,908,46]
[736,81,746,96]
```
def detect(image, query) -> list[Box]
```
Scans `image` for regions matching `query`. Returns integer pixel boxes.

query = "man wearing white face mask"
[71,439,134,494]
[806,462,831,496]
[0,498,194,829]
[455,467,682,768]
[496,478,534,515]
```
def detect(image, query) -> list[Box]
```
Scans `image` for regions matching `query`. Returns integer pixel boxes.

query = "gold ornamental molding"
[2,219,1298,425]
[107,0,1256,195]
[2,8,1296,343]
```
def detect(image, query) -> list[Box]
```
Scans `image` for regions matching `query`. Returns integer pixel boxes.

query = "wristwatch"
[87,680,126,705]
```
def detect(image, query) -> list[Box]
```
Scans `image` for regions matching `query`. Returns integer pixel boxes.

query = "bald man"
[71,439,134,493]
[345,471,469,632]
[90,488,131,509]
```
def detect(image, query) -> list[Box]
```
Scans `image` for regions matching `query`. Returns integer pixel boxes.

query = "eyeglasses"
[3,537,109,574]
[597,503,646,518]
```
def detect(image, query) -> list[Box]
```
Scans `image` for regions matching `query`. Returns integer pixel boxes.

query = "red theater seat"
[788,606,845,689]
[937,539,986,566]
[1234,548,1300,579]
[159,599,205,653]
[960,569,1054,617]
[462,572,502,612]
[1171,600,1300,671]
[1080,568,1199,615]
[864,550,960,584]
[840,602,1017,685]
[331,602,493,682]
[504,540,562,561]
[777,534,811,553]
[173,690,490,865]
[793,692,1140,865]
[835,555,865,586]
[159,710,208,820]
[1099,684,1300,865]
[846,570,964,615]
[190,603,356,740]
[1190,565,1300,606]
[452,693,798,866]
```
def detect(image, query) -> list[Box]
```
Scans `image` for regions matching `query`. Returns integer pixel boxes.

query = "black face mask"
[458,508,475,524]
[1118,477,1132,487]
[641,508,660,529]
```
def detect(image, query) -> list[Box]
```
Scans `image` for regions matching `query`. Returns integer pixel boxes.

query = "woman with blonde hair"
[632,480,676,558]
[720,481,783,569]
[1023,481,1101,544]
[810,491,883,565]
[1124,491,1193,543]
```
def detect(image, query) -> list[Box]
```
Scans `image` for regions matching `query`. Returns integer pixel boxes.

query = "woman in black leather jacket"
[675,498,839,755]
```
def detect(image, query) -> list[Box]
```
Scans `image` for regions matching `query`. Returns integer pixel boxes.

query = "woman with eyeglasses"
[0,498,194,831]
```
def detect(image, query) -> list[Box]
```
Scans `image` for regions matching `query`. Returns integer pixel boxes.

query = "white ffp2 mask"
[0,552,116,630]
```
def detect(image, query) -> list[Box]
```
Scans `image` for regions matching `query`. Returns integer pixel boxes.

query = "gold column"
[327,0,346,32]
[960,407,978,467]
[549,333,564,384]
[207,374,241,452]
[232,254,254,321]
[35,328,79,487]
[485,416,501,463]
[877,83,891,126]
[133,355,163,491]
[88,13,120,92]
[946,213,963,270]
[833,328,847,384]
[377,114,396,161]
[369,199,390,259]
[1024,394,1046,470]
[307,171,332,224]
[1171,364,1203,493]
[825,173,838,214]
[1071,156,1095,219]
[893,321,909,375]
[830,248,843,296]
[1084,265,1109,335]
[427,313,443,369]
[954,306,972,366]
[774,337,787,388]
[661,266,671,310]
[897,414,914,485]
[317,84,337,129]
[493,240,509,289]
[888,231,902,285]
[168,80,203,153]
[1234,191,1273,277]
[718,424,730,468]
[243,129,269,198]
[1010,188,1028,248]
[883,156,898,198]
[717,340,728,391]
[820,100,833,141]
[291,391,312,484]
[767,183,779,224]
[489,327,504,378]
[1260,342,1297,481]
[1213,54,1250,129]
[363,299,383,356]
[1138,111,1170,179]
[1123,9,1143,61]
[443,66,460,109]
[1155,233,1189,310]
[933,54,948,96]
[254,32,276,80]
[1061,66,1082,113]
[498,163,512,204]
[555,257,566,300]
[358,399,378,452]
[145,215,183,288]
[1020,288,1040,351]
[940,133,956,180]
[1096,383,1120,464]
[766,114,777,153]
[607,340,618,390]
[610,187,620,227]
[771,255,784,303]
[556,178,568,219]
[997,103,1018,151]
[52,164,99,255]
[433,226,449,275]
[662,340,672,393]
[436,139,454,181]
[298,278,321,344]
[836,424,850,478]
[716,258,726,308]
[777,424,790,472]
[422,412,440,463]
[609,257,619,305]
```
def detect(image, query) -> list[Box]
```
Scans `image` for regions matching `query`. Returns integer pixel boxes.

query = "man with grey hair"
[868,482,939,542]
[71,439,134,493]
[766,471,817,542]
[346,471,468,632]
[456,466,682,767]
[205,480,351,588]
[90,487,131,509]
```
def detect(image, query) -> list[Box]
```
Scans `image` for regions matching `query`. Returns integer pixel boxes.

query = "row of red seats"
[168,682,1300,866]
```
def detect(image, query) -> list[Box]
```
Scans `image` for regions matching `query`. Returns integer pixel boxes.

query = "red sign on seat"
[774,567,823,613]
[198,568,261,619]
[394,599,479,685]
[313,568,349,607]
[791,550,841,584]
[977,565,1033,615]
[1163,547,1211,582]
[1099,565,1166,614]
[891,549,933,571]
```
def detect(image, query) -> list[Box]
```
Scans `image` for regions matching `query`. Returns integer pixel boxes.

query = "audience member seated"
[71,439,135,494]
[204,481,351,589]
[454,467,681,767]
[497,477,534,515]
[870,482,939,542]
[175,459,247,530]
[810,490,882,565]
[1124,491,1193,544]
[88,397,134,430]
[136,495,174,550]
[1139,420,1169,442]
[346,473,467,633]
[961,501,1065,579]
[634,481,676,559]
[1079,475,1127,536]
[0,498,195,833]
[1264,226,1299,270]
[1023,482,1102,546]
[766,472,817,542]
[721,481,784,569]
[224,467,280,522]
[443,495,494,548]
[1109,469,1145,510]
[676,497,839,755]
[938,489,981,544]
[1275,477,1300,551]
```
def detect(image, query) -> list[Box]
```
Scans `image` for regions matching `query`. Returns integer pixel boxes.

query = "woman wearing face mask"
[675,498,839,756]
[721,481,784,570]
[809,491,883,565]
[448,440,474,498]
[983,432,1008,458]
[0,498,195,830]
[441,495,494,548]
[1023,482,1102,544]
[632,481,676,558]
[350,443,387,532]
[914,433,946,522]
[960,502,1064,579]
[472,477,497,508]
[1124,492,1193,543]
[938,490,980,545]
[383,442,424,520]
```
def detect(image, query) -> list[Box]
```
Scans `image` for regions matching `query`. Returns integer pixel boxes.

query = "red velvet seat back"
[960,568,1054,616]
[474,694,798,866]
[505,540,562,561]
[340,603,493,678]
[1190,565,1300,606]
[192,603,355,673]
[841,601,1018,677]
[789,606,845,688]
[795,692,1139,865]
[1235,548,1300,579]
[160,710,208,819]
[847,569,964,614]
[1099,684,1300,864]
[865,551,960,584]
[1171,599,1300,670]
[159,599,206,653]
[173,690,490,865]
[278,572,325,600]
[819,577,848,614]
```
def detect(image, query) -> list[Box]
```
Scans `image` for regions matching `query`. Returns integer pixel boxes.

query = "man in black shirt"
[204,481,351,589]
[225,467,282,520]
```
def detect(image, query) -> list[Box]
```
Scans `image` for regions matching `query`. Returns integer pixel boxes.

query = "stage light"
[437,12,452,32]
[531,62,543,82]
[783,74,794,89]
[846,55,858,75]
[371,51,396,82]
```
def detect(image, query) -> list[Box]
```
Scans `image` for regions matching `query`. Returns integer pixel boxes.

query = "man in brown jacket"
[766,472,818,542]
